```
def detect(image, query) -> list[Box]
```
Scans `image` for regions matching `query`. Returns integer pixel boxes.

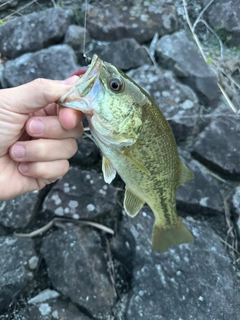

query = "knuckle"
[31,160,69,179]
[32,78,47,88]
[32,162,46,177]
[67,138,78,157]
[57,160,69,178]
[31,78,53,104]
[34,139,47,159]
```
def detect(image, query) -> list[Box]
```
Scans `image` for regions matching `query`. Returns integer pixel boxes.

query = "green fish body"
[59,54,194,252]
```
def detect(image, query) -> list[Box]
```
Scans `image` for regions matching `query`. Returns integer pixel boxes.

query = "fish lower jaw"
[59,97,93,114]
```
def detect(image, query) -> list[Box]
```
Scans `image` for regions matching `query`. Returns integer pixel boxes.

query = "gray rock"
[124,209,240,320]
[86,2,178,43]
[0,0,18,11]
[28,289,60,304]
[0,58,4,88]
[69,135,100,168]
[2,44,79,87]
[0,225,6,236]
[176,158,224,216]
[0,8,74,59]
[231,186,240,234]
[191,118,240,179]
[127,65,200,142]
[156,30,220,104]
[43,167,118,220]
[110,227,136,295]
[88,38,152,70]
[41,226,116,318]
[0,0,53,19]
[0,191,38,229]
[14,298,91,320]
[203,0,240,46]
[64,24,91,52]
[0,236,36,313]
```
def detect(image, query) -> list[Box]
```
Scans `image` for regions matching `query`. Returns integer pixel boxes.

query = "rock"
[203,0,240,46]
[127,65,200,142]
[0,225,6,236]
[155,30,220,104]
[191,118,240,180]
[14,298,91,320]
[86,2,178,43]
[69,135,100,168]
[0,8,74,59]
[0,0,18,11]
[176,158,224,216]
[28,256,39,270]
[231,186,240,234]
[87,38,151,70]
[64,24,91,52]
[41,226,116,318]
[124,209,240,320]
[43,167,118,220]
[0,58,4,88]
[2,44,79,87]
[27,289,60,304]
[0,236,36,313]
[0,191,38,229]
[110,227,136,294]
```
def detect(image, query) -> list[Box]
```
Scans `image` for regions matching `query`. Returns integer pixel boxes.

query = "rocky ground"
[0,0,240,319]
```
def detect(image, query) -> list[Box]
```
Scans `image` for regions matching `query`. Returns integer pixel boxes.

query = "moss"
[206,56,212,64]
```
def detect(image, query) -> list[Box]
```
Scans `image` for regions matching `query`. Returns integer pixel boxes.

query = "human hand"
[0,77,83,200]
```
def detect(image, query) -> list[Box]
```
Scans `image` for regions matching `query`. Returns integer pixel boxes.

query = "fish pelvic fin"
[178,162,194,186]
[102,156,116,184]
[124,188,145,217]
[152,220,194,253]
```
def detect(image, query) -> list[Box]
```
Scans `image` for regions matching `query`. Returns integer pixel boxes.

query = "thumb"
[1,76,79,114]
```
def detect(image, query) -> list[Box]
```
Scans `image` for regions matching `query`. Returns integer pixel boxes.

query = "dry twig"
[182,0,239,113]
[14,217,114,238]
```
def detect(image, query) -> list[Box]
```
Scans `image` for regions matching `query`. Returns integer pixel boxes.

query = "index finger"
[1,76,79,114]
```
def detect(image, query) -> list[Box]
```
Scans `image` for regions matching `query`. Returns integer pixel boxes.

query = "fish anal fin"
[102,156,116,184]
[178,162,194,186]
[124,188,145,217]
[152,220,194,252]
[123,148,150,175]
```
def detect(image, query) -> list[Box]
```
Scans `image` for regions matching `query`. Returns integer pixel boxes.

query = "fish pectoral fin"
[124,188,145,217]
[123,148,150,175]
[152,220,194,252]
[102,156,116,184]
[178,162,194,186]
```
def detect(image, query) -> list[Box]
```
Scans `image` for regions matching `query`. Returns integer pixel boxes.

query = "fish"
[58,54,194,252]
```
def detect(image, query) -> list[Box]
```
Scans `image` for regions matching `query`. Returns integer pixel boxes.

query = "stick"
[14,217,114,238]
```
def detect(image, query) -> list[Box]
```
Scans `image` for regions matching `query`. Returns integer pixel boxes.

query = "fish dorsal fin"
[178,162,194,186]
[124,188,145,217]
[102,156,116,184]
[123,148,150,175]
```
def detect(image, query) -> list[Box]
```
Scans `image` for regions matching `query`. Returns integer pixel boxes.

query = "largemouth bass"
[59,54,194,252]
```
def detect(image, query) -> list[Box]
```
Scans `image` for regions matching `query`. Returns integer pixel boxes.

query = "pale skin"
[0,76,83,201]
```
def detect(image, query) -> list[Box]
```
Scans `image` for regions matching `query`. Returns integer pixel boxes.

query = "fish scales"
[58,54,194,252]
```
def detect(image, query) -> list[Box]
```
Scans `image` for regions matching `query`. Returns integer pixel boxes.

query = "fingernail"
[19,163,29,173]
[12,145,25,159]
[29,119,45,135]
[63,75,80,85]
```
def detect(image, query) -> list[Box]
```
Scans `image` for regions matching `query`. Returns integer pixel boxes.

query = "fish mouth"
[58,54,102,114]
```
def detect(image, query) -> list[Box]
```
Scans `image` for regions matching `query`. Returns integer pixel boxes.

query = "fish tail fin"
[152,220,194,253]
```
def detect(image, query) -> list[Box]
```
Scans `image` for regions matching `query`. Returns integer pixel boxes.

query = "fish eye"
[108,78,123,92]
